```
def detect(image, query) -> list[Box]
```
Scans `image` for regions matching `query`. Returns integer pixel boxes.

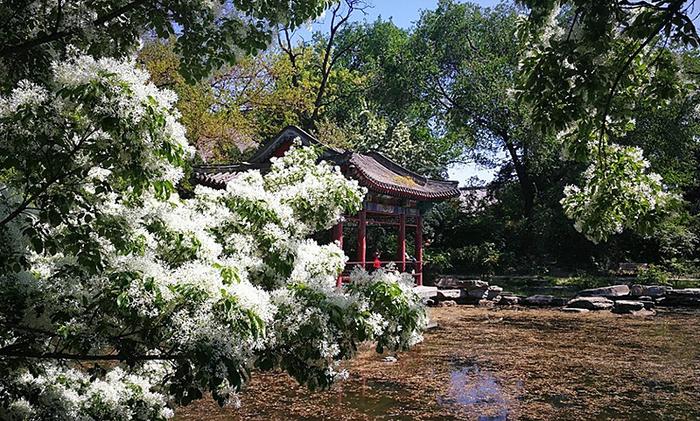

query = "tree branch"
[0,0,150,57]
[0,350,185,361]
[597,0,684,160]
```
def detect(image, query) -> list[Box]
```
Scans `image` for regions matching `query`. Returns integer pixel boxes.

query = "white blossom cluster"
[561,144,674,243]
[1,54,427,419]
[1,363,172,421]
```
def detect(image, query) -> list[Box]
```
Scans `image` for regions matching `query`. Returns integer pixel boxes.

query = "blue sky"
[298,0,505,185]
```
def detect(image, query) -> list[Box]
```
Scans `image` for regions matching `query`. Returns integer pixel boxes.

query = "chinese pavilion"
[193,126,460,286]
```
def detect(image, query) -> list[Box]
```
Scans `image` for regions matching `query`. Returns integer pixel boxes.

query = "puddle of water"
[437,361,512,420]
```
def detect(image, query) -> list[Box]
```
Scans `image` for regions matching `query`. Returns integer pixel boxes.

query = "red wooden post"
[415,214,423,286]
[398,213,406,272]
[334,221,344,288]
[358,210,367,270]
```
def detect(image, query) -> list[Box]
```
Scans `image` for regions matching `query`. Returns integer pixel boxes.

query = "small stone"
[438,300,457,307]
[498,295,519,306]
[382,356,398,363]
[613,300,645,314]
[566,296,614,311]
[485,286,503,300]
[630,308,656,317]
[561,307,590,313]
[578,285,630,298]
[478,299,495,308]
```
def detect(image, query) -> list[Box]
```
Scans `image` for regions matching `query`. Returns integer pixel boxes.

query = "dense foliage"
[133,0,700,275]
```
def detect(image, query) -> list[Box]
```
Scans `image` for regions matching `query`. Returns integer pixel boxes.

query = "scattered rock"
[566,296,614,311]
[478,299,496,308]
[485,286,503,300]
[498,295,519,306]
[645,285,670,298]
[438,300,457,307]
[523,295,566,307]
[382,356,397,363]
[630,284,669,298]
[467,286,490,299]
[630,308,657,317]
[662,289,700,307]
[630,284,644,296]
[638,298,655,309]
[435,277,488,289]
[613,300,646,314]
[578,284,630,298]
[561,307,590,313]
[413,285,439,301]
[436,289,462,300]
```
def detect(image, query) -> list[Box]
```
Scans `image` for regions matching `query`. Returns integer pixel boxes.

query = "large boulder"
[662,289,700,307]
[578,284,630,298]
[612,300,646,314]
[566,296,614,311]
[523,295,566,307]
[630,284,669,298]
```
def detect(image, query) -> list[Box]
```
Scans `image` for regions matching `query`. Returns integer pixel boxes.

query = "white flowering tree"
[0,2,426,419]
[0,52,426,419]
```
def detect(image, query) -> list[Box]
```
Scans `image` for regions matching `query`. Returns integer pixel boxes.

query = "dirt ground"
[176,306,700,420]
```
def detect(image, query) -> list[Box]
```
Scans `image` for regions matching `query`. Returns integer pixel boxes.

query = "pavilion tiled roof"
[345,152,460,201]
[192,163,266,189]
[192,126,461,202]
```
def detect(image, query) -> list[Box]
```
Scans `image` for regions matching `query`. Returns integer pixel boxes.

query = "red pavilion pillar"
[415,214,423,286]
[398,213,406,272]
[357,210,367,270]
[333,221,344,288]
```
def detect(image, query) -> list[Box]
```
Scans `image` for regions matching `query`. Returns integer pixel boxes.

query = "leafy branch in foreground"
[518,0,700,242]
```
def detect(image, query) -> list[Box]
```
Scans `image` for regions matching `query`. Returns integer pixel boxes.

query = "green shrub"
[637,264,671,285]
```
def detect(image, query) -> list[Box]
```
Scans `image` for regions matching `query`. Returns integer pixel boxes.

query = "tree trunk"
[501,130,535,217]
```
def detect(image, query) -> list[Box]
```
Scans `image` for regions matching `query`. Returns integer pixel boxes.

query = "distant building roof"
[193,126,460,202]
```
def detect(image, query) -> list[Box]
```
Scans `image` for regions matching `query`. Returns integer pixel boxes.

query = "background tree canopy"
[135,0,700,275]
